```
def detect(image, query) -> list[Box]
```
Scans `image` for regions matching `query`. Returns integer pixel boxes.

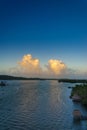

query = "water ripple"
[0,80,87,130]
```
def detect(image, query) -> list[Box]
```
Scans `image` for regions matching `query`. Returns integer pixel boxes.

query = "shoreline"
[70,84,87,107]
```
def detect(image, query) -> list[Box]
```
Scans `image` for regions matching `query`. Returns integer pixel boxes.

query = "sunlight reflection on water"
[0,80,87,130]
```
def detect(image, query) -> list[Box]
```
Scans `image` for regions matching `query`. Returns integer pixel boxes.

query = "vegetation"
[58,79,87,83]
[0,75,41,80]
[0,75,87,82]
[71,84,87,106]
[0,75,57,80]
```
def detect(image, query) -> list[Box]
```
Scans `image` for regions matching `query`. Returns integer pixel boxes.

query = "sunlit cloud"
[45,59,66,75]
[9,54,67,78]
[17,54,42,77]
[7,54,87,78]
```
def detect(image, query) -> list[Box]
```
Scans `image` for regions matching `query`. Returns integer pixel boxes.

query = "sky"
[0,0,87,78]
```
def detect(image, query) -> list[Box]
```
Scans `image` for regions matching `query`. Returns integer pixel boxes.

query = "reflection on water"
[0,80,87,130]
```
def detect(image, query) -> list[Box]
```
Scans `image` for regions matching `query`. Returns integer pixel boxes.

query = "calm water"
[0,80,87,130]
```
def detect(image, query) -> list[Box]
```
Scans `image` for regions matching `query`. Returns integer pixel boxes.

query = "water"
[0,80,87,130]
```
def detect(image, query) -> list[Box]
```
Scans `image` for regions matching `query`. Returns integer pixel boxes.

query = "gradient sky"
[0,0,87,78]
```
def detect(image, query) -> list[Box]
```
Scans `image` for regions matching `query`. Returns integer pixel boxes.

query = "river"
[0,80,87,130]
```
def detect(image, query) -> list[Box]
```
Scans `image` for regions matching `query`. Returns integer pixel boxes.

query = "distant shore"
[0,75,57,80]
[58,79,87,83]
[0,75,42,80]
[0,75,87,82]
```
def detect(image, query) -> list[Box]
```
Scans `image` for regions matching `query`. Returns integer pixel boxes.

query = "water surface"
[0,80,87,130]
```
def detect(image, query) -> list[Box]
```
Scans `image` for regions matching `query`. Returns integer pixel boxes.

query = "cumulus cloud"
[2,54,87,79]
[46,59,66,75]
[17,54,42,77]
[9,54,68,78]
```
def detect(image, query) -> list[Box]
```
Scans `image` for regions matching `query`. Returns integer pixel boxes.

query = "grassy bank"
[71,84,87,106]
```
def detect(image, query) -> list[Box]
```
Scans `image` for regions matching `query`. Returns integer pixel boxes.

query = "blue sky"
[0,0,87,78]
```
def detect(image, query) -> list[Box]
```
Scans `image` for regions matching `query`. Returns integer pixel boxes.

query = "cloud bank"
[10,54,67,78]
[2,54,87,79]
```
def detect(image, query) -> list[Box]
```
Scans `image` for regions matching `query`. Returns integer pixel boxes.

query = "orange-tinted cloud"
[18,54,42,77]
[45,59,67,76]
[9,54,67,78]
